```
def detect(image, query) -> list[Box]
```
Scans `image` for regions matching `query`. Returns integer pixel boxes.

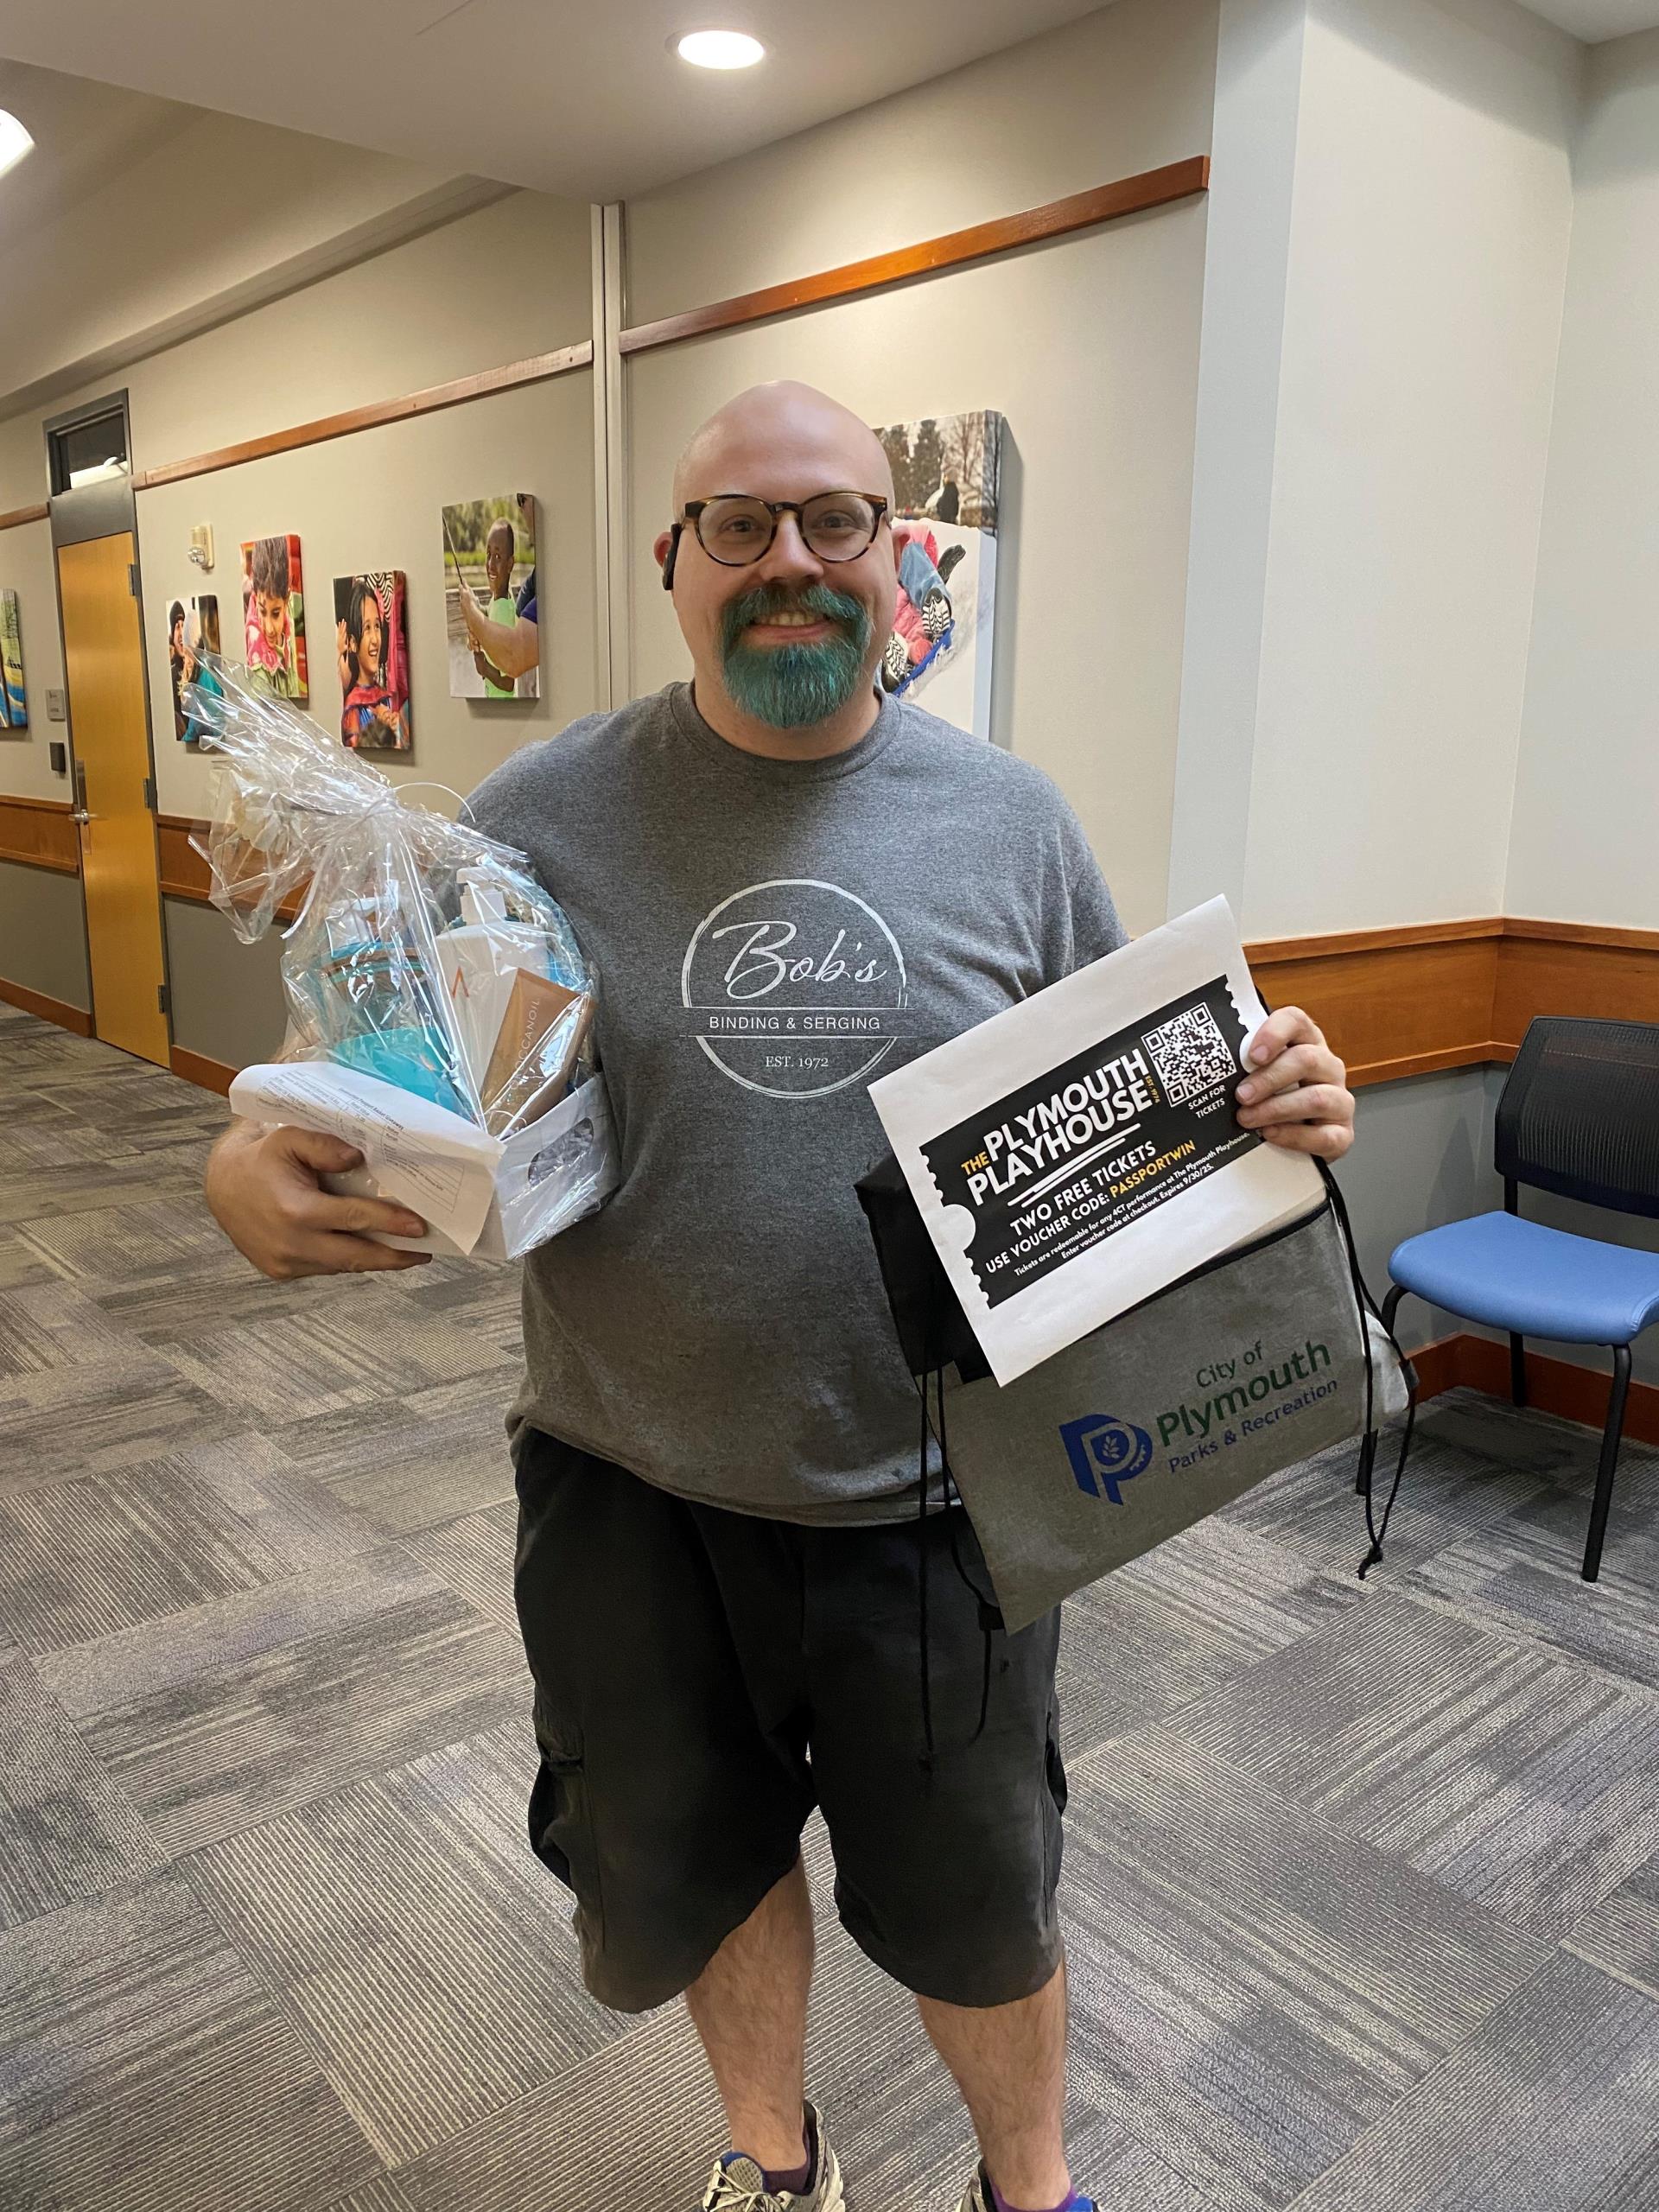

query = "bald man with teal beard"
[206,380,1357,2212]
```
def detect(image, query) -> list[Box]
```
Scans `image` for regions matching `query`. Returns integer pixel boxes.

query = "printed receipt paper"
[230,1061,502,1256]
[868,896,1322,1386]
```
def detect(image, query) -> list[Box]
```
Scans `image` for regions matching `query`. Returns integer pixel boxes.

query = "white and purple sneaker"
[701,2101,845,2211]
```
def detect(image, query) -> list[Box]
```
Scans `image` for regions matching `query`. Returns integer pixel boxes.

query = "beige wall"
[626,0,1220,325]
[0,185,598,1037]
[625,0,1218,938]
[0,518,69,802]
[1238,0,1580,937]
[1508,29,1659,926]
[140,372,598,825]
[120,191,592,475]
[0,188,594,813]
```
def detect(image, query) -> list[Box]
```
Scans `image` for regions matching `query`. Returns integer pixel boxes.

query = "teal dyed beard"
[720,583,873,730]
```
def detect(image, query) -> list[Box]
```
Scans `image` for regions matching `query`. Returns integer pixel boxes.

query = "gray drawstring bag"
[857,1155,1416,1634]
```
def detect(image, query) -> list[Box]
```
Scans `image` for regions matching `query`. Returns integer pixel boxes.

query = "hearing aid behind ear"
[662,523,683,591]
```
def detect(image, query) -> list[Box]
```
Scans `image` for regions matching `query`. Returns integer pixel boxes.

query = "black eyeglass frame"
[662,491,890,590]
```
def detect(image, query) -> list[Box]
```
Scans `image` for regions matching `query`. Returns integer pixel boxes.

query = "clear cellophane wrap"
[183,655,615,1257]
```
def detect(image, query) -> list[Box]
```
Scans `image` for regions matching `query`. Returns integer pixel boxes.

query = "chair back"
[1495,1016,1659,1220]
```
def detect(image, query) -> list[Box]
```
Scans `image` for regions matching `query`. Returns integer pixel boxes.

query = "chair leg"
[1582,1344,1632,1584]
[1359,1286,1410,1496]
[1510,1332,1527,1408]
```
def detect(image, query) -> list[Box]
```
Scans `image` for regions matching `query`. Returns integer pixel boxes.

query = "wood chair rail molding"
[131,340,594,493]
[0,503,48,532]
[1243,914,1659,1087]
[618,157,1211,356]
[156,812,305,924]
[141,840,1659,1096]
[0,792,79,874]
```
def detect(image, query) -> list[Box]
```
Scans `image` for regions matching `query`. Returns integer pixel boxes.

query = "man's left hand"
[1234,1006,1355,1160]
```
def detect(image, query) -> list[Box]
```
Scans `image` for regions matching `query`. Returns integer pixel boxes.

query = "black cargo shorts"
[512,1427,1068,2015]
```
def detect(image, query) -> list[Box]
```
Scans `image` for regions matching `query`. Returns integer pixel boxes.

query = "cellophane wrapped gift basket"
[184,658,618,1261]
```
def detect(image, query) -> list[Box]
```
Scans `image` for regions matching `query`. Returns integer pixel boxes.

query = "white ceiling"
[0,59,194,238]
[0,0,1112,204]
[1519,0,1659,35]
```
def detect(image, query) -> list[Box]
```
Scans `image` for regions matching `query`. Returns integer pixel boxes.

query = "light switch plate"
[45,688,67,721]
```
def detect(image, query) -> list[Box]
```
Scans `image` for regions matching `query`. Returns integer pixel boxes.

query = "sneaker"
[955,2166,1096,2212]
[702,2101,845,2210]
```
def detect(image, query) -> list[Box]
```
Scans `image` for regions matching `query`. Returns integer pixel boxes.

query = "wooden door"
[58,532,169,1065]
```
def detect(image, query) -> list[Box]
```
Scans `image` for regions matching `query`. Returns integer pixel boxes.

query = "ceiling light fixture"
[675,29,766,69]
[0,110,35,181]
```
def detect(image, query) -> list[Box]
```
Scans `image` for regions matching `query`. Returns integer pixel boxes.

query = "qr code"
[1145,1003,1238,1106]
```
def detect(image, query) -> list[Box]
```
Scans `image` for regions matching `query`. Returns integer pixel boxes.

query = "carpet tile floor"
[0,1002,1656,2211]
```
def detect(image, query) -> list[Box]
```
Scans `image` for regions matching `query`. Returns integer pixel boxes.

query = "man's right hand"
[205,1122,430,1279]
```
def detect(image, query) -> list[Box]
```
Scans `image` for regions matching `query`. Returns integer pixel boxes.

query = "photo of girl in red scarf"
[333,570,411,751]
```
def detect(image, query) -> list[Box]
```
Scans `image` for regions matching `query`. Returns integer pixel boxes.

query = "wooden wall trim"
[1411,1330,1659,1452]
[0,793,80,875]
[169,1044,237,1098]
[157,812,304,924]
[1243,916,1659,1090]
[617,157,1211,357]
[1502,915,1659,954]
[133,339,595,492]
[0,503,49,532]
[1244,916,1504,965]
[0,975,92,1033]
[143,840,1656,1097]
[156,814,211,905]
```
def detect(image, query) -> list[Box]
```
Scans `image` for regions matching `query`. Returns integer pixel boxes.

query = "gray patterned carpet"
[2,1000,1657,2212]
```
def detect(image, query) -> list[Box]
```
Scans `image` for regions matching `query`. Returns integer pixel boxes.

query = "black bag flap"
[855,1152,990,1382]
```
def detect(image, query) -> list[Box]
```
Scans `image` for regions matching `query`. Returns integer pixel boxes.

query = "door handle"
[73,760,93,831]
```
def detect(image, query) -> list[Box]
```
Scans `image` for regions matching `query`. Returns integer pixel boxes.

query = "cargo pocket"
[527,1694,606,1954]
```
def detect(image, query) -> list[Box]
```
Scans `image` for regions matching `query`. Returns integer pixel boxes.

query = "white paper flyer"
[229,1060,503,1256]
[867,896,1324,1385]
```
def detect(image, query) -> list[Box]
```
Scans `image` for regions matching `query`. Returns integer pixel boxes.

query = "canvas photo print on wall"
[873,409,1003,739]
[442,493,538,699]
[240,533,308,701]
[334,570,411,751]
[181,597,222,749]
[0,591,25,729]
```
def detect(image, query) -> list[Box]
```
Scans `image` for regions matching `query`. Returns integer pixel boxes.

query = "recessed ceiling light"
[0,111,35,181]
[675,29,766,69]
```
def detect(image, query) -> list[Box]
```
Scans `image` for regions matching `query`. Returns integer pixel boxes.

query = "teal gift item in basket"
[181,656,618,1259]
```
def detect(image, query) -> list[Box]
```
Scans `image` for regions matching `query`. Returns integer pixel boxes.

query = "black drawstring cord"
[1319,1160,1419,1576]
[914,1363,998,1776]
[936,1375,997,1743]
[918,1364,936,1783]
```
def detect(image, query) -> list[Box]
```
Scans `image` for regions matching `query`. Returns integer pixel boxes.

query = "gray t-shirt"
[467,681,1126,1525]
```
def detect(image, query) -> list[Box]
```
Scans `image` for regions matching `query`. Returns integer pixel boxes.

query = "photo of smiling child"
[239,534,308,700]
[442,493,538,699]
[334,570,411,751]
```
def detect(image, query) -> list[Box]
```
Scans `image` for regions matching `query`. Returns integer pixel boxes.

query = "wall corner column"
[1166,0,1308,923]
[590,201,631,709]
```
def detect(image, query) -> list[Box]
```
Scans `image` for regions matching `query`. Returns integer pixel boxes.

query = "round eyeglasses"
[675,491,889,569]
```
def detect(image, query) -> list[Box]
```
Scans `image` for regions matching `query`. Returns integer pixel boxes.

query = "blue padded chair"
[1381,1015,1659,1582]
